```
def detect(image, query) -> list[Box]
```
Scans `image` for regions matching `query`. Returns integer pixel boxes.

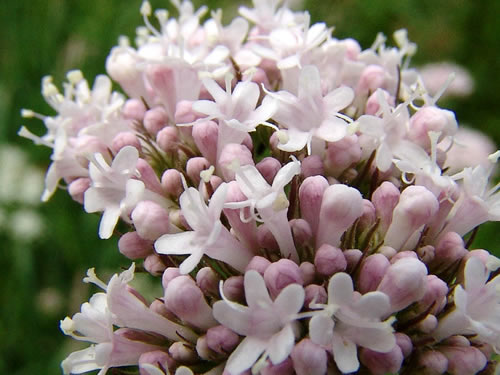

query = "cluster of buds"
[22,1,500,374]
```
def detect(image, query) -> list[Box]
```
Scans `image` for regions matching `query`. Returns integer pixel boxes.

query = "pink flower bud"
[196,267,220,296]
[395,333,413,358]
[299,262,316,285]
[119,231,153,259]
[365,89,394,115]
[372,181,401,234]
[68,177,90,204]
[432,232,467,273]
[291,338,328,375]
[419,314,438,333]
[357,64,387,94]
[156,127,179,153]
[162,267,181,290]
[342,38,361,60]
[325,135,362,176]
[384,186,439,250]
[408,106,457,150]
[139,350,174,375]
[418,245,435,264]
[377,257,428,313]
[314,244,347,277]
[264,259,304,299]
[186,157,210,186]
[242,133,253,152]
[192,120,218,164]
[112,131,142,154]
[299,175,329,237]
[359,199,377,230]
[169,341,197,364]
[144,106,168,136]
[136,159,163,195]
[144,254,166,276]
[440,345,487,375]
[256,157,281,185]
[378,245,397,259]
[290,219,312,247]
[257,224,279,252]
[222,276,245,303]
[419,275,448,314]
[245,256,271,275]
[150,299,176,321]
[390,250,418,263]
[344,249,363,272]
[418,350,449,375]
[358,253,390,293]
[132,201,170,240]
[106,47,145,100]
[175,100,200,124]
[360,345,404,375]
[196,336,214,361]
[301,155,324,178]
[164,275,217,330]
[304,284,327,308]
[74,135,108,165]
[316,184,363,248]
[206,325,240,355]
[123,98,147,121]
[261,358,294,375]
[161,169,183,199]
[218,143,254,181]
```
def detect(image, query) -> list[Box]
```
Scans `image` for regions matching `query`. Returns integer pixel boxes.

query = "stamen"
[83,268,108,290]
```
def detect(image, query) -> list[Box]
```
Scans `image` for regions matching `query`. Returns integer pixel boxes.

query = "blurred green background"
[0,0,498,374]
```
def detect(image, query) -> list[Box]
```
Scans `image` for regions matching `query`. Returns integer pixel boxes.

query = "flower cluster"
[22,1,500,374]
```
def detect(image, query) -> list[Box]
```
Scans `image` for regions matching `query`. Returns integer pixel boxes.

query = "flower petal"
[309,314,334,347]
[331,333,359,374]
[244,270,273,308]
[225,336,267,375]
[155,231,197,255]
[267,324,295,364]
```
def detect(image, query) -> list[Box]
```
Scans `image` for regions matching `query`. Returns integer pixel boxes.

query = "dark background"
[0,1,498,374]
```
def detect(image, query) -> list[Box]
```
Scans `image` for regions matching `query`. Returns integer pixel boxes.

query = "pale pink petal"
[191,100,221,118]
[298,66,322,101]
[309,314,334,347]
[277,129,310,153]
[99,205,121,239]
[111,146,139,172]
[324,86,355,113]
[178,249,205,274]
[332,333,359,373]
[315,118,347,143]
[464,257,489,292]
[155,231,197,255]
[272,158,301,191]
[212,300,252,335]
[225,336,267,375]
[267,324,295,364]
[328,273,354,306]
[274,284,305,316]
[232,81,260,117]
[244,270,273,308]
[352,292,391,320]
[202,78,227,104]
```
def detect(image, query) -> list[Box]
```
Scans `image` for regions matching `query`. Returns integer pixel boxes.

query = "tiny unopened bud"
[222,276,245,303]
[218,143,254,181]
[358,253,390,293]
[144,106,168,136]
[360,345,404,375]
[169,342,197,364]
[139,350,174,375]
[418,314,438,333]
[144,254,166,276]
[192,120,218,164]
[408,106,457,150]
[175,100,199,124]
[206,325,240,355]
[301,155,324,178]
[119,231,153,259]
[161,169,183,199]
[264,259,303,299]
[290,219,312,247]
[419,275,448,314]
[441,345,487,375]
[299,262,316,285]
[256,157,281,185]
[291,338,328,375]
[132,201,170,240]
[418,350,448,375]
[261,357,294,375]
[257,224,279,251]
[299,175,329,237]
[112,131,142,153]
[314,244,347,277]
[395,333,413,358]
[136,158,163,194]
[245,256,271,275]
[344,249,363,272]
[325,135,361,176]
[156,126,179,153]
[372,181,401,234]
[186,157,210,186]
[68,177,91,204]
[123,98,147,121]
[196,267,220,296]
[365,89,394,115]
[162,267,181,290]
[357,64,387,94]
[304,284,327,309]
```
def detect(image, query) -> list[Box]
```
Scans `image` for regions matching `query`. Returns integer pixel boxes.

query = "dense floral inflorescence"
[22,1,500,374]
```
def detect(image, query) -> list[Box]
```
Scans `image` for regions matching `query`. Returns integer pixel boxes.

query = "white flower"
[309,273,396,374]
[270,65,354,155]
[155,182,253,274]
[84,146,144,239]
[225,157,301,262]
[434,257,500,351]
[213,270,305,374]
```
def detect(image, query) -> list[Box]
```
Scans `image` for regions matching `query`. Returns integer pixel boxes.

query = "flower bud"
[358,253,390,293]
[301,155,324,178]
[261,358,294,375]
[75,136,108,166]
[360,345,404,375]
[264,259,303,299]
[440,345,487,375]
[419,275,448,314]
[257,224,279,251]
[222,276,245,303]
[304,284,327,308]
[384,186,439,250]
[418,245,435,264]
[112,131,142,154]
[418,314,438,333]
[378,245,397,259]
[291,338,328,375]
[256,157,281,185]
[206,325,240,355]
[290,219,312,247]
[218,143,254,181]
[390,250,418,263]
[299,175,329,237]
[418,350,448,375]
[156,126,179,153]
[196,336,215,361]
[68,177,90,204]
[119,231,153,259]
[144,106,168,136]
[137,158,163,194]
[377,257,428,313]
[192,120,218,164]
[144,254,166,276]
[365,89,394,115]
[186,157,210,186]
[132,201,170,240]
[325,135,361,176]
[196,267,220,296]
[359,199,376,230]
[395,333,413,358]
[372,181,400,234]
[316,184,363,248]
[164,275,217,330]
[161,169,183,199]
[149,299,176,321]
[123,98,147,121]
[139,350,174,375]
[314,244,347,277]
[408,106,457,150]
[169,341,198,364]
[344,249,363,272]
[175,100,200,124]
[162,267,181,290]
[245,256,271,275]
[432,232,467,273]
[357,64,387,94]
[299,262,316,285]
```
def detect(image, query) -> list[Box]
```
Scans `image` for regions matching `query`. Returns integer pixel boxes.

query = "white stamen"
[200,165,215,183]
[66,70,84,85]
[83,268,108,290]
